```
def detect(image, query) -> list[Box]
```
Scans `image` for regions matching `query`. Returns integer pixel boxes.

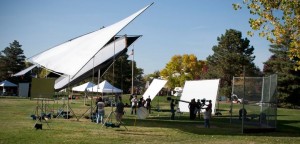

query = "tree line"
[1,28,299,107]
[147,29,300,108]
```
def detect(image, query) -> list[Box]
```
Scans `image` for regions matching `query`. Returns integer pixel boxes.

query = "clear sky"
[0,0,271,75]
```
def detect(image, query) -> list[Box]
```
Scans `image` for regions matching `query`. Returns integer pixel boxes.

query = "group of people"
[95,96,125,125]
[95,95,152,125]
[170,98,212,128]
[188,99,202,120]
[190,99,212,128]
[96,95,212,128]
[130,95,152,115]
[189,99,212,128]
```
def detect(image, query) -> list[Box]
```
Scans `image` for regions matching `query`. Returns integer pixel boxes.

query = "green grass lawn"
[0,95,299,144]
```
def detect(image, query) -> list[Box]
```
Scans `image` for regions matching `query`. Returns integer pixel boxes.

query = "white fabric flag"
[142,79,167,100]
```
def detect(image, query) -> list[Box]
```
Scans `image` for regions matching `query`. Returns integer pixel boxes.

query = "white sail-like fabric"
[13,64,37,77]
[142,79,167,100]
[29,4,152,76]
[54,36,127,90]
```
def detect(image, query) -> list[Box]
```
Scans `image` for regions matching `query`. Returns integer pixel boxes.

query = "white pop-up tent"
[72,82,95,92]
[0,80,18,94]
[0,80,17,87]
[28,3,153,90]
[87,80,122,93]
[142,79,167,100]
[179,79,220,115]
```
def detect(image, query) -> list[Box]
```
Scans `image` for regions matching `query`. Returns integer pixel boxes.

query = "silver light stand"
[33,98,51,129]
[101,36,127,130]
[56,75,78,120]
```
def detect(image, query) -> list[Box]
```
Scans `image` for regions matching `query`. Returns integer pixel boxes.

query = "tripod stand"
[33,98,51,130]
[102,100,127,130]
[78,94,98,121]
[56,97,78,120]
[78,104,97,121]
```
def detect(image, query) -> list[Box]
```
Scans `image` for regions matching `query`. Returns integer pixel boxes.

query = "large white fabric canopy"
[87,80,122,93]
[179,79,220,114]
[54,35,141,90]
[29,3,152,77]
[142,79,167,100]
[54,35,131,90]
[0,80,17,87]
[72,82,95,92]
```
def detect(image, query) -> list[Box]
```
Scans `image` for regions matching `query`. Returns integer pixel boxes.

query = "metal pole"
[97,69,101,95]
[230,76,235,124]
[113,36,115,86]
[98,69,100,86]
[267,75,272,126]
[131,48,134,95]
[67,75,70,119]
[112,36,116,115]
[91,56,95,121]
[242,66,245,134]
[261,77,264,114]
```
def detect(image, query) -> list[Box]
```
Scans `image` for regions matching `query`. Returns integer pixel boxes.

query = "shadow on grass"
[120,115,300,137]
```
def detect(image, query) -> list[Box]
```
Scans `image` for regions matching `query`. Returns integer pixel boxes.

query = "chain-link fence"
[231,74,277,133]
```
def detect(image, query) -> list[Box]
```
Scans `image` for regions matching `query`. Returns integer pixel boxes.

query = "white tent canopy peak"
[87,80,122,93]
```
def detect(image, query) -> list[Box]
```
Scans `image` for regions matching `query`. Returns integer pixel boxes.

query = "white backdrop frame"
[179,79,220,114]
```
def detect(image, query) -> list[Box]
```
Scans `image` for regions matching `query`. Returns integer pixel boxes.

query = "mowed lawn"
[0,95,299,144]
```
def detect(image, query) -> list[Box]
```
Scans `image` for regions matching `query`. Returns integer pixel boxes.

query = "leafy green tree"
[144,70,160,82]
[160,54,206,88]
[233,0,300,70]
[205,29,261,97]
[0,40,26,80]
[264,44,300,107]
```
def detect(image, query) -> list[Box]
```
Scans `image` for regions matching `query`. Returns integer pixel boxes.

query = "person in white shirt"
[131,95,138,115]
[204,100,212,128]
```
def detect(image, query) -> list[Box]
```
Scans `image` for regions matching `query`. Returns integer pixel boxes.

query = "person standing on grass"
[204,100,212,128]
[189,99,197,120]
[138,96,145,108]
[131,95,138,114]
[195,99,202,119]
[115,96,125,125]
[206,100,212,112]
[129,94,133,103]
[96,97,105,124]
[146,96,152,113]
[170,99,175,120]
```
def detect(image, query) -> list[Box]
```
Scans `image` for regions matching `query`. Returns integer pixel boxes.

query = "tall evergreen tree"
[0,40,26,80]
[264,44,300,107]
[205,29,261,97]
